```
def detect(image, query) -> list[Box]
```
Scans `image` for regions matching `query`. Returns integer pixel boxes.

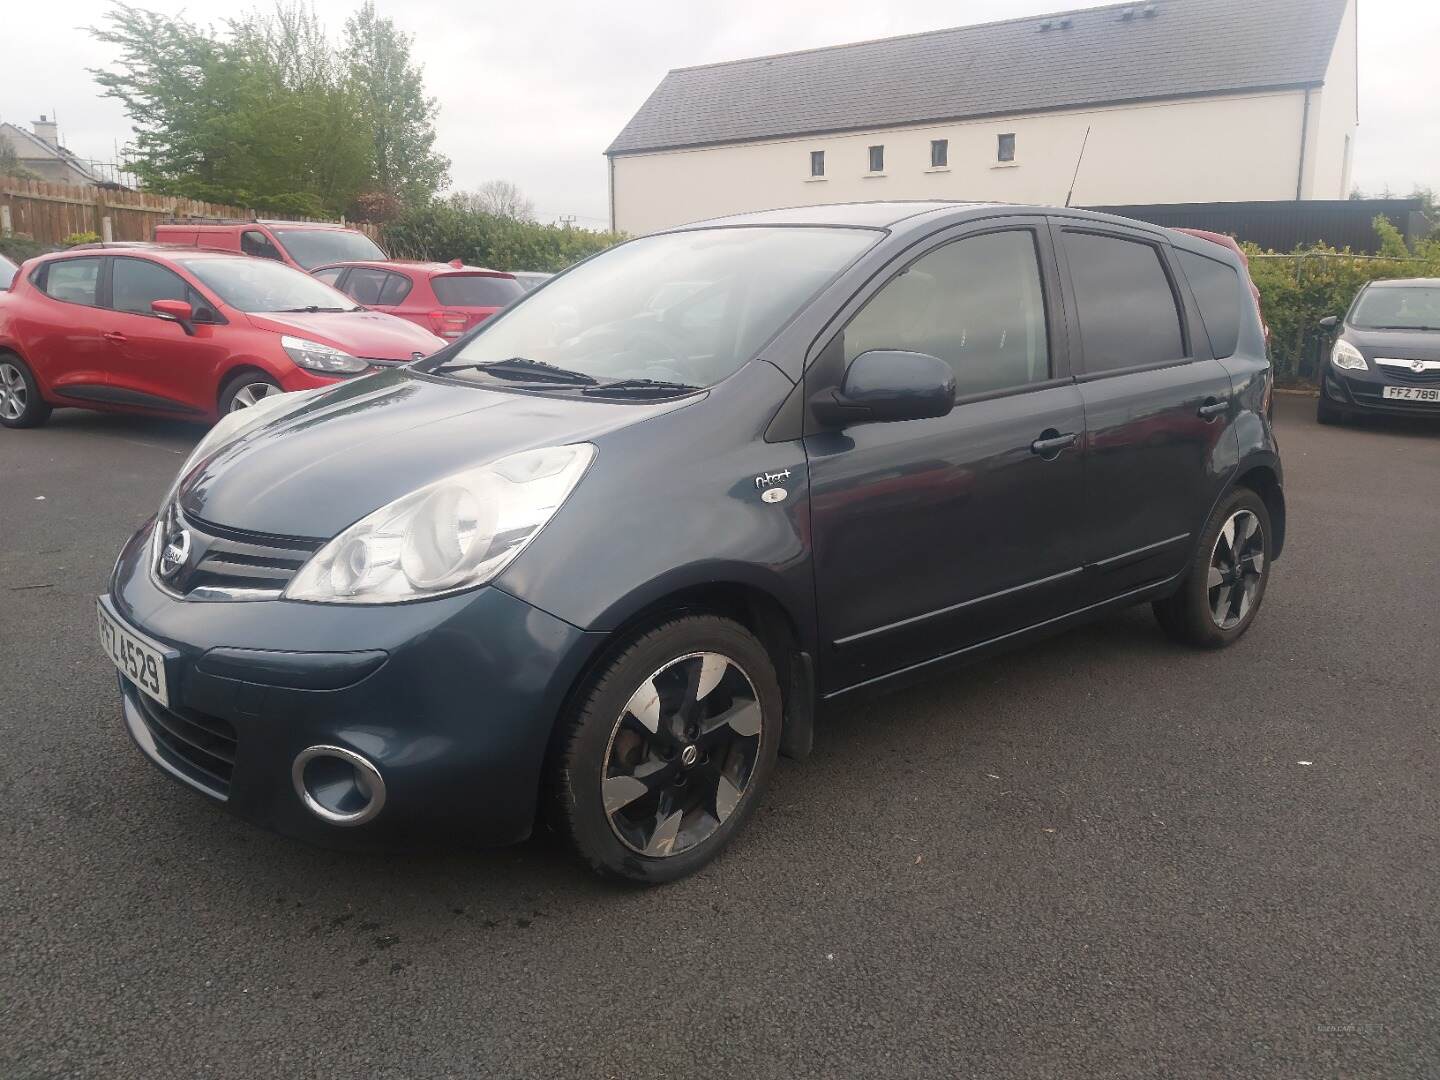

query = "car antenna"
[1064,126,1091,208]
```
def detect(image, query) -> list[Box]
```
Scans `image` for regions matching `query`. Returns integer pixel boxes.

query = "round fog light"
[292,745,386,826]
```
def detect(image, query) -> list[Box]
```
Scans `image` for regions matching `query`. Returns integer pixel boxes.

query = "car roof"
[311,259,514,277]
[1363,278,1440,288]
[677,201,988,229]
[35,244,262,264]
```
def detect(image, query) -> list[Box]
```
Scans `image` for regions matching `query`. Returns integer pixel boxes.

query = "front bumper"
[106,517,603,849]
[1322,364,1440,417]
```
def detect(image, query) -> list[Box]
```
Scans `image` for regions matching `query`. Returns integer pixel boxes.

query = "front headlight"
[281,335,368,374]
[1331,339,1367,371]
[284,443,595,604]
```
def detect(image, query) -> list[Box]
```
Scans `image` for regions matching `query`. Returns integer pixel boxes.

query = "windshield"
[1351,285,1440,331]
[432,274,525,308]
[177,256,360,313]
[272,228,385,270]
[0,253,16,290]
[428,227,877,389]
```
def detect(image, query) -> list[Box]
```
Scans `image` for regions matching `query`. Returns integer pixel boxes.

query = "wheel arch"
[215,363,280,411]
[1232,460,1286,560]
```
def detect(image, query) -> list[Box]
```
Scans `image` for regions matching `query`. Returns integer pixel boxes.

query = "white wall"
[1305,0,1359,199]
[611,90,1314,235]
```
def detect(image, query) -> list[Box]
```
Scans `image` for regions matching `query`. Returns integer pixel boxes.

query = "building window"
[997,133,1017,163]
[868,145,885,173]
[810,150,825,178]
[930,139,948,168]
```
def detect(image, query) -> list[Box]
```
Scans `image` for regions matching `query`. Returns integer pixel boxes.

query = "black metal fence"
[1084,199,1429,255]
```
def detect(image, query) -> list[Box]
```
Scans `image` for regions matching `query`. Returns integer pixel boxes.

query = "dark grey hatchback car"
[102,202,1284,882]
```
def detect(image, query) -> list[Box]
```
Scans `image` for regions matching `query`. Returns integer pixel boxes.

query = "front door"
[805,221,1088,695]
[1049,223,1237,597]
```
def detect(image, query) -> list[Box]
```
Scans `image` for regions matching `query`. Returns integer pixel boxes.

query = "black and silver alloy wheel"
[552,614,781,883]
[0,361,28,421]
[602,651,762,858]
[229,381,279,410]
[1207,510,1264,630]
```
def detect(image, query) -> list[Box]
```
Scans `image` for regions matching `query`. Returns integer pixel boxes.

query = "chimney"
[32,115,58,148]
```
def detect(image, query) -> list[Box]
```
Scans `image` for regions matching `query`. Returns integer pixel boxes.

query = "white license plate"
[97,601,170,707]
[1382,385,1440,402]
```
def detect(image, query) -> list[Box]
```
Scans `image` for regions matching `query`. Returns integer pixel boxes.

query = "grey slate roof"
[607,0,1349,155]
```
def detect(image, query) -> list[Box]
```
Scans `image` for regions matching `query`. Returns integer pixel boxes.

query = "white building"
[0,116,103,186]
[606,0,1358,235]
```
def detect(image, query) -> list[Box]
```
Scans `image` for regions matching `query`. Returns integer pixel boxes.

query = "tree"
[89,2,373,216]
[342,1,449,205]
[451,181,536,222]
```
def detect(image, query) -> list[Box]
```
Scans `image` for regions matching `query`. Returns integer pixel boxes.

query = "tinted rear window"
[431,274,525,307]
[1065,232,1185,373]
[1177,250,1243,359]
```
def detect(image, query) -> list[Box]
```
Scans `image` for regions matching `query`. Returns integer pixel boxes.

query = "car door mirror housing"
[151,299,196,335]
[1318,315,1339,331]
[811,350,956,427]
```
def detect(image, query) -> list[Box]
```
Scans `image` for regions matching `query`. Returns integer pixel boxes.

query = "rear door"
[1049,221,1237,598]
[805,218,1089,692]
[102,256,230,416]
[21,256,112,400]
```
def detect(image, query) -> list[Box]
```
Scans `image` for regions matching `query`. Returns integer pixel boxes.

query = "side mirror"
[811,350,956,428]
[151,298,195,335]
[1318,315,1339,331]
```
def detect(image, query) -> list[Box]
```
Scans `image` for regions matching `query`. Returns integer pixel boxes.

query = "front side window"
[841,229,1051,398]
[930,140,949,168]
[868,145,885,173]
[430,226,877,390]
[312,267,346,286]
[1065,232,1185,373]
[176,256,358,314]
[241,230,284,261]
[111,258,193,315]
[998,133,1016,163]
[810,150,825,178]
[271,229,385,271]
[1177,250,1243,359]
[40,257,103,306]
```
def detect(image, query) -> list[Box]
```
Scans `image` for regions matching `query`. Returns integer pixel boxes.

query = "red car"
[313,259,526,340]
[0,245,444,428]
[153,220,387,272]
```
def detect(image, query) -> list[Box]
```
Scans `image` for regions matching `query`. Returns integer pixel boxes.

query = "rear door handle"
[102,331,128,343]
[1198,398,1229,419]
[1030,430,1079,458]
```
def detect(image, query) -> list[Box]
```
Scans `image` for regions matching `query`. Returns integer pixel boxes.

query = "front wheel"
[0,354,52,429]
[551,615,782,884]
[1153,488,1272,649]
[1316,392,1347,426]
[219,372,282,415]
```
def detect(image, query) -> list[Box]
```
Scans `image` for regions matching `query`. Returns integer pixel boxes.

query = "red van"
[152,221,387,272]
[313,259,526,340]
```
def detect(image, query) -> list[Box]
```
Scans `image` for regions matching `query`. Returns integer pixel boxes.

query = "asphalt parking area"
[3,395,1437,1079]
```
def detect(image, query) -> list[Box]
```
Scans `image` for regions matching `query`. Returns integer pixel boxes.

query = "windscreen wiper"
[582,378,700,396]
[273,305,350,313]
[429,356,598,384]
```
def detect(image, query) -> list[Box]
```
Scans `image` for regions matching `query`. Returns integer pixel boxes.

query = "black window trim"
[32,255,108,311]
[801,215,1073,431]
[1050,222,1197,383]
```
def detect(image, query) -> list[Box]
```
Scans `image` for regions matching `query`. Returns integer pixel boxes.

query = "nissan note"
[100,203,1285,883]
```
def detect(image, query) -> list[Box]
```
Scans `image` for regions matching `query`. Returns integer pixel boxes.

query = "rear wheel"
[1153,487,1272,649]
[0,354,52,429]
[219,372,282,415]
[551,615,781,884]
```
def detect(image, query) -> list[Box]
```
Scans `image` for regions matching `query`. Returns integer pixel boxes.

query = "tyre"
[0,353,52,429]
[1153,487,1273,649]
[219,372,282,415]
[1316,392,1346,426]
[551,615,782,884]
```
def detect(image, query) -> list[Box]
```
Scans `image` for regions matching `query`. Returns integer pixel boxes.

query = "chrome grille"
[158,505,321,600]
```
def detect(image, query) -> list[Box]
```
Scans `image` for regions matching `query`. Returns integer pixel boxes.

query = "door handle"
[102,331,128,343]
[1197,398,1229,419]
[1030,430,1079,458]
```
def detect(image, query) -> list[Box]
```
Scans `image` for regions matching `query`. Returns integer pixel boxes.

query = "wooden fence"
[0,178,380,246]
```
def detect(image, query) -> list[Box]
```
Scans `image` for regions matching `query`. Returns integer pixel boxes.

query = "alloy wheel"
[602,651,763,858]
[230,382,277,411]
[0,362,27,421]
[1208,509,1265,630]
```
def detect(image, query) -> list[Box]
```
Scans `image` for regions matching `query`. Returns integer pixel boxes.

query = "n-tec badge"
[753,469,791,490]
[159,529,191,578]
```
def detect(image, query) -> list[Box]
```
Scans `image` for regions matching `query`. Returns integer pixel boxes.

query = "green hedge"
[381,202,624,273]
[1246,218,1440,385]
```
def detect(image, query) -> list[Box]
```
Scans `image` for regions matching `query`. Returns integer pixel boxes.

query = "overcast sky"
[2,0,1435,227]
